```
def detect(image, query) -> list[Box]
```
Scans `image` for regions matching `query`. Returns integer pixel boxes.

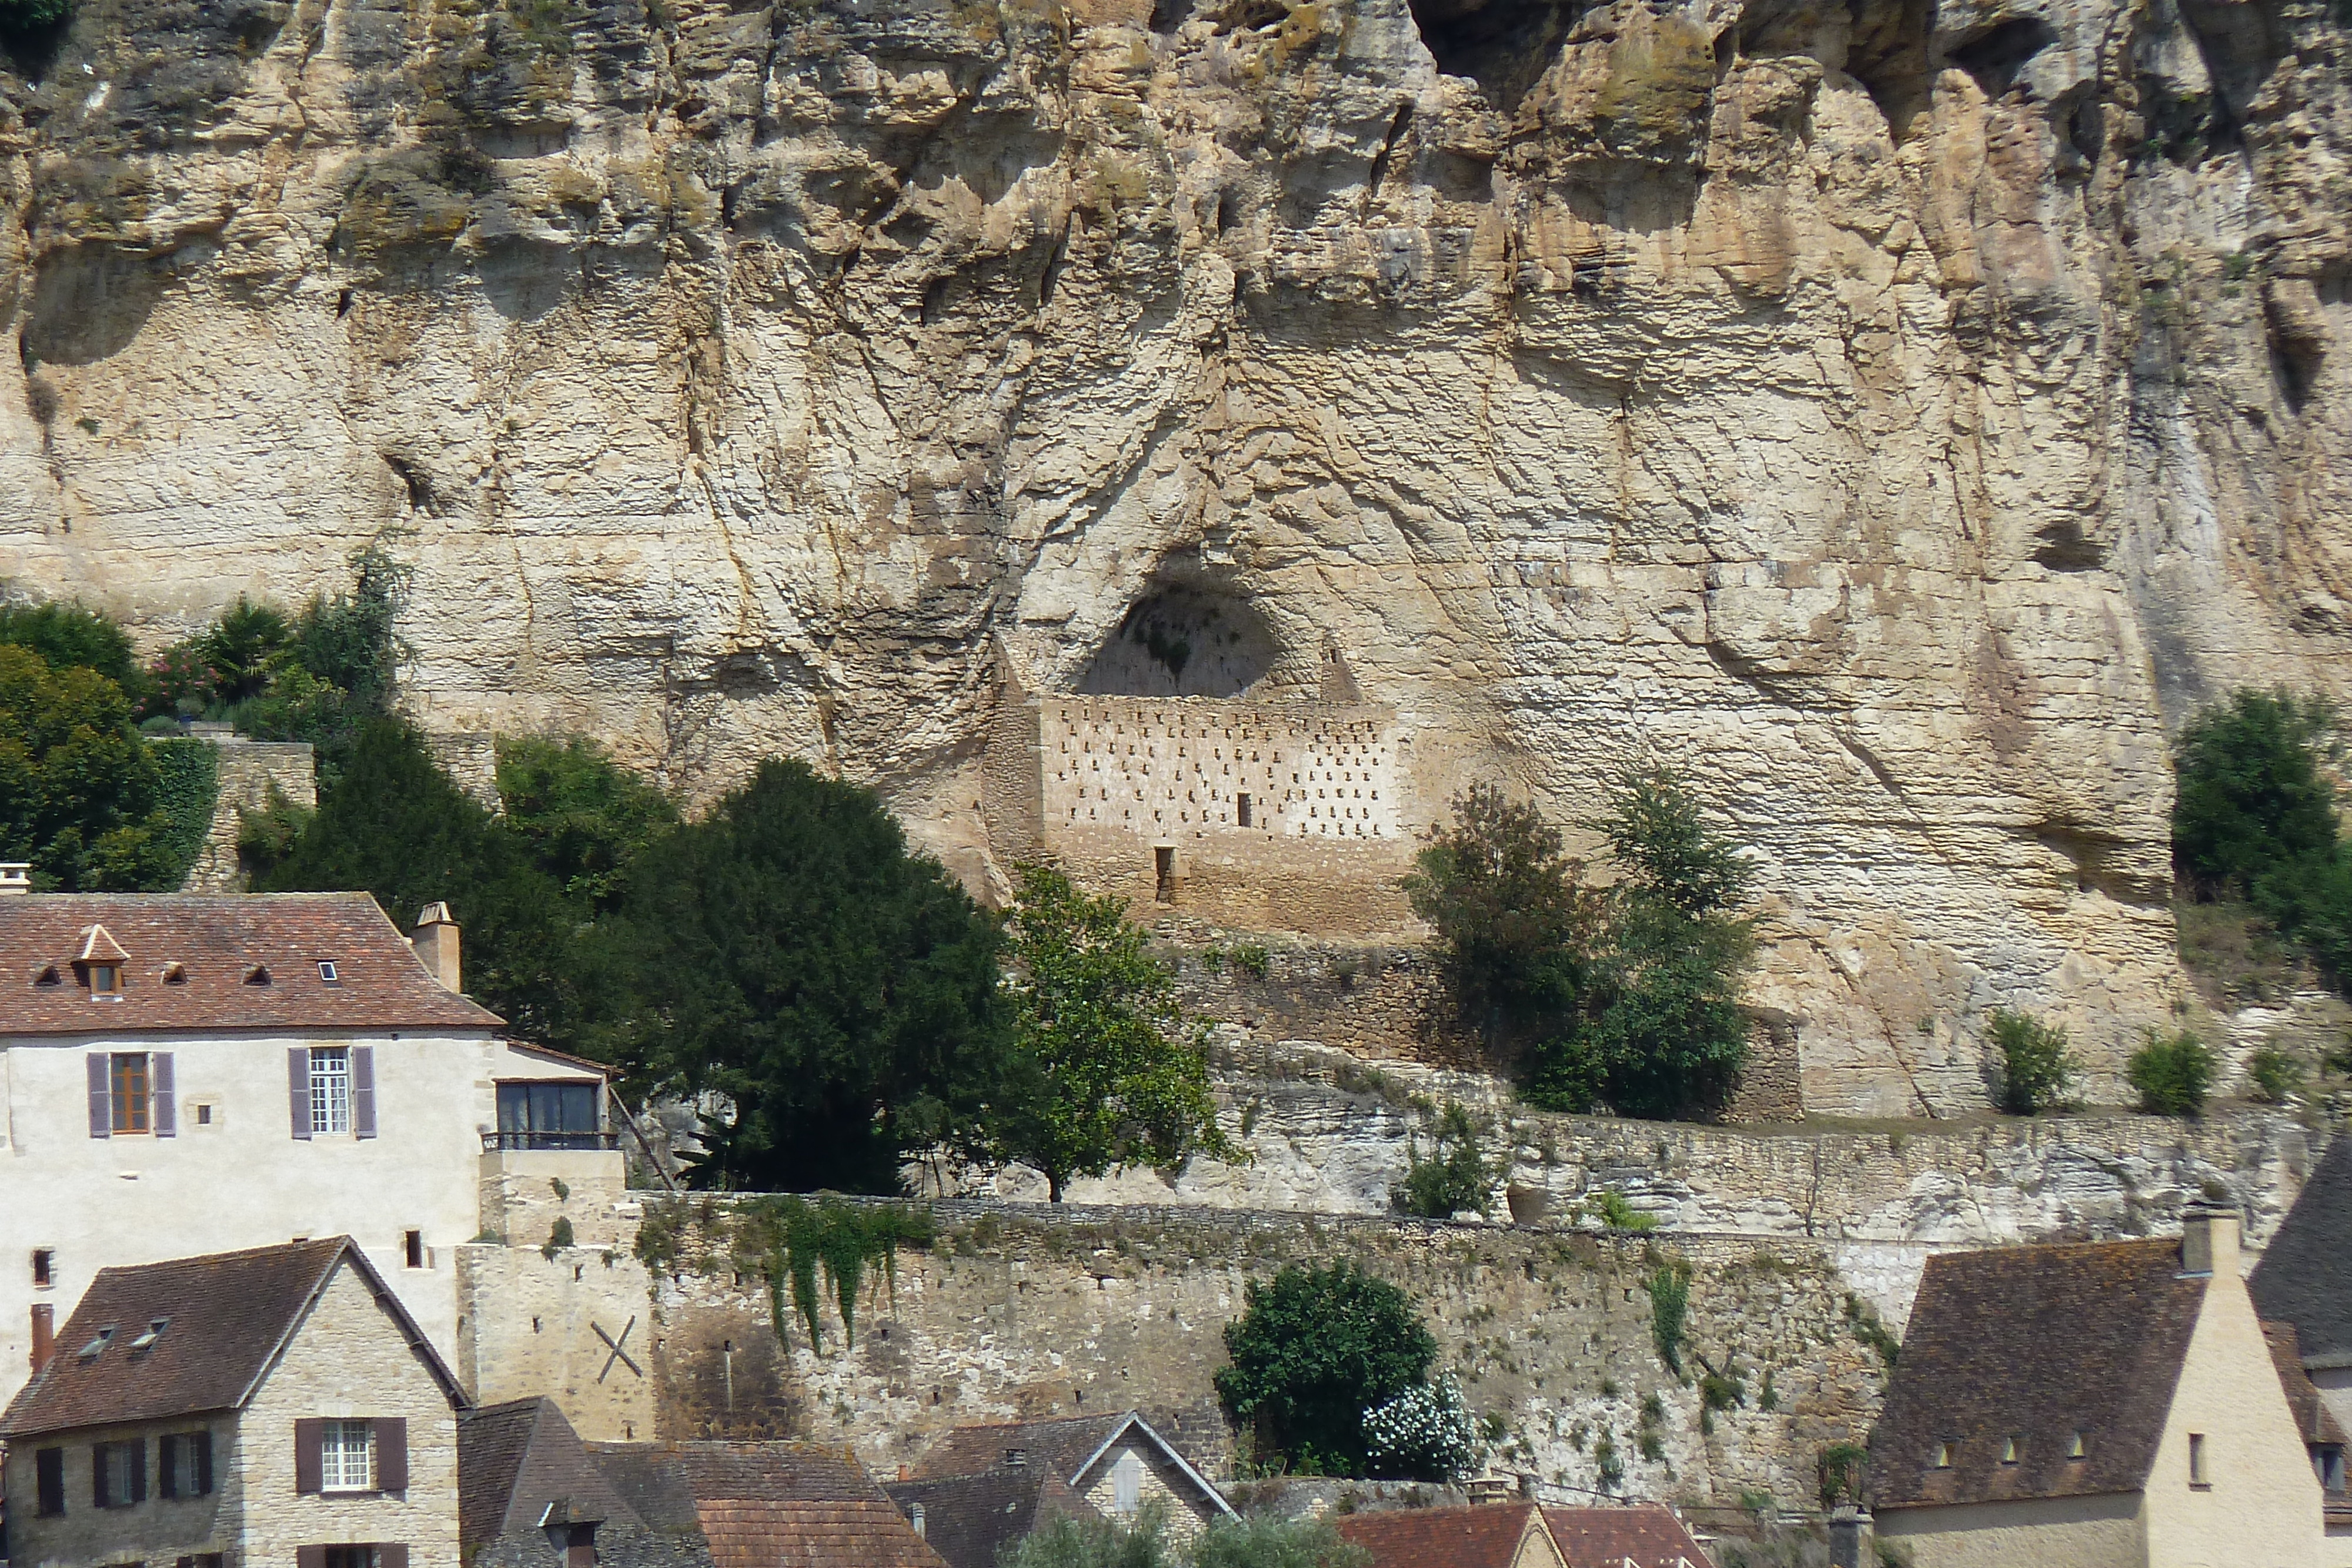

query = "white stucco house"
[0,890,614,1415]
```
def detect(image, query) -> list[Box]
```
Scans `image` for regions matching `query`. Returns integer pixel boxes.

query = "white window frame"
[310,1048,352,1136]
[321,1419,375,1492]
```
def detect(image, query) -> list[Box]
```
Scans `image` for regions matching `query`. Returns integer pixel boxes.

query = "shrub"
[1191,1516,1369,1568]
[1649,1264,1690,1378]
[1215,1261,1438,1477]
[1987,1007,2079,1114]
[1392,1101,1493,1218]
[2129,1028,2216,1116]
[1001,1505,1177,1568]
[2173,688,2339,897]
[1590,1188,1656,1231]
[1361,1375,1481,1481]
[1230,942,1271,980]
[1592,1430,1624,1488]
[0,0,72,32]
[1817,1442,1868,1509]
[0,599,140,690]
[2247,1045,2303,1104]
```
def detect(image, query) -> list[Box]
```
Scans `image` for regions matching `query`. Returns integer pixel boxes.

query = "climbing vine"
[149,738,220,886]
[1648,1262,1691,1378]
[733,1196,934,1353]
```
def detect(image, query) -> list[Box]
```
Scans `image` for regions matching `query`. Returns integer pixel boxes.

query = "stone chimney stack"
[0,862,30,896]
[411,902,461,993]
[1828,1505,1874,1568]
[2181,1201,2241,1278]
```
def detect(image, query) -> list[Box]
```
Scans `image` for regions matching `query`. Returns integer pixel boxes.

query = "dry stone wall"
[176,735,316,894]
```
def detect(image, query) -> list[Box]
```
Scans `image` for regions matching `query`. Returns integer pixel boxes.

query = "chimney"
[1828,1505,1874,1568]
[31,1303,55,1373]
[0,862,31,896]
[2181,1202,2240,1278]
[911,1503,928,1539]
[411,902,461,993]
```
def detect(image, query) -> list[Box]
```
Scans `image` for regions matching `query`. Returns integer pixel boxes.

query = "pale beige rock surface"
[1,0,2346,1111]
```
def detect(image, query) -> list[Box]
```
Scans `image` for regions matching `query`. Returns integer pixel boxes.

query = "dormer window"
[2069,1431,2087,1460]
[78,1326,116,1362]
[244,964,272,986]
[129,1316,168,1352]
[74,924,131,997]
[33,964,60,987]
[162,962,186,984]
[1934,1442,1956,1469]
[2000,1436,2021,1465]
[88,963,121,997]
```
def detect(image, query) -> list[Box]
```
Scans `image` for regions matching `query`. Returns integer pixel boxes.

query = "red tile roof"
[0,1237,466,1439]
[700,1499,952,1568]
[1334,1502,1549,1568]
[1541,1505,1712,1568]
[1,893,502,1034]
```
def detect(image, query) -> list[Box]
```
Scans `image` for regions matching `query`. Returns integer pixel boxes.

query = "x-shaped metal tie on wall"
[594,1316,643,1382]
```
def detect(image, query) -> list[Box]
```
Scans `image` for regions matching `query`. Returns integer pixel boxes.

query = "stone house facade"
[1869,1206,2327,1568]
[0,1237,466,1567]
[0,892,613,1415]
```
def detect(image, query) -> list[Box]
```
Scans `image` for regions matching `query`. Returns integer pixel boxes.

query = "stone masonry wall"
[177,737,316,894]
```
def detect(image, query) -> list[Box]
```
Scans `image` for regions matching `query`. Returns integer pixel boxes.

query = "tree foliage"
[1191,1517,1369,1568]
[0,599,140,691]
[0,645,186,890]
[1000,1506,1177,1568]
[1986,1007,2079,1115]
[495,733,679,908]
[2127,1028,2216,1116]
[1412,768,1757,1121]
[995,864,1238,1201]
[1215,1261,1439,1477]
[1391,1101,1492,1219]
[603,758,1012,1193]
[1360,1375,1482,1482]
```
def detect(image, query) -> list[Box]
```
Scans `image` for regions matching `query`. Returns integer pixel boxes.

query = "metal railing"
[482,1129,619,1152]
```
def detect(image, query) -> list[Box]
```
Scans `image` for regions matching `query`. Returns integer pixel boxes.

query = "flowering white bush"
[1361,1375,1482,1480]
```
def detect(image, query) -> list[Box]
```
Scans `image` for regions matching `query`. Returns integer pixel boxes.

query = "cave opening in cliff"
[1408,0,1578,113]
[1078,586,1279,699]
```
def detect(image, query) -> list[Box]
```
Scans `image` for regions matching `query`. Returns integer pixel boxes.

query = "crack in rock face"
[1,0,2346,1112]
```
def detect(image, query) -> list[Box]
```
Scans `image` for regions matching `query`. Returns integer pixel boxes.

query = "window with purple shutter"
[152,1052,176,1138]
[87,1054,109,1139]
[375,1418,407,1490]
[352,1047,376,1139]
[294,1418,324,1492]
[289,1049,312,1140]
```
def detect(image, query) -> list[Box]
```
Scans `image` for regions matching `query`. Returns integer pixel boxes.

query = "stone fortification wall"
[466,1196,1895,1514]
[177,735,316,893]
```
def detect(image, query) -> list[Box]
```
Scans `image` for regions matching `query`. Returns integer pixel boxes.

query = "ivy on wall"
[634,1194,934,1352]
[148,737,220,888]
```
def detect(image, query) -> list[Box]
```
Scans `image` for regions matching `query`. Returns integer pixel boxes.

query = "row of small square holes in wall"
[25,1232,438,1295]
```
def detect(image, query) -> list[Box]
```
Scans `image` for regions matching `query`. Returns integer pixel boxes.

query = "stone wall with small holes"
[177,736,317,894]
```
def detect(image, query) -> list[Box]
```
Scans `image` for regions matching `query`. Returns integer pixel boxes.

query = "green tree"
[1214,1261,1438,1476]
[1191,1516,1370,1568]
[605,758,1013,1193]
[1404,781,1602,1052]
[201,596,292,703]
[0,599,140,690]
[1986,1007,2079,1114]
[2173,689,2340,897]
[999,1506,1176,1568]
[995,864,1238,1201]
[0,645,182,890]
[2127,1028,2216,1116]
[1392,1101,1492,1218]
[495,734,678,908]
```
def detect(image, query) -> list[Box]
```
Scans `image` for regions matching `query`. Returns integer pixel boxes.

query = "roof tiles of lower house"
[1541,1505,1713,1568]
[699,1499,952,1568]
[0,892,502,1034]
[885,1467,1098,1568]
[1332,1500,1547,1568]
[909,1412,1135,1481]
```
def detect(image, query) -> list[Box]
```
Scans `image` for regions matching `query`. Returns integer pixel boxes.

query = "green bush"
[1214,1261,1438,1477]
[2246,1045,2303,1104]
[1987,1007,2079,1114]
[0,599,139,689]
[0,0,72,31]
[1649,1263,1690,1377]
[1589,1188,1656,1231]
[1001,1506,1177,1568]
[1392,1101,1492,1218]
[2128,1028,2216,1116]
[1191,1516,1369,1568]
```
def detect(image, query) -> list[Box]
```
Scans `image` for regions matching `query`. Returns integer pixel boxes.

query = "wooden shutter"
[298,1548,327,1568]
[379,1546,411,1568]
[289,1048,312,1139]
[194,1427,214,1495]
[92,1441,111,1508]
[294,1418,324,1493]
[36,1446,64,1515]
[152,1051,177,1137]
[88,1053,111,1138]
[352,1045,377,1139]
[374,1417,407,1491]
[161,1432,180,1498]
[130,1436,148,1502]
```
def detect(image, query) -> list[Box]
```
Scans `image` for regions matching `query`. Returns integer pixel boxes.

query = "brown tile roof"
[699,1499,951,1568]
[462,1398,647,1556]
[1333,1501,1551,1568]
[2264,1322,2350,1450]
[1867,1236,2206,1509]
[2251,1137,2352,1369]
[909,1413,1132,1482]
[885,1468,1099,1568]
[1541,1505,1712,1568]
[0,893,502,1035]
[0,1236,466,1439]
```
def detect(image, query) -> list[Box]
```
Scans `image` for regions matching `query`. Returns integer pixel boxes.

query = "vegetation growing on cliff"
[1986,1007,2080,1115]
[995,864,1239,1201]
[1407,769,1756,1121]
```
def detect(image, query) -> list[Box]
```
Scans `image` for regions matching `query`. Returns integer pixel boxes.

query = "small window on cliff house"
[1238,794,1253,828]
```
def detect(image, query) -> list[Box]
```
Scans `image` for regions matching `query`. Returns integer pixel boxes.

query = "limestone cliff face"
[1,0,2346,1110]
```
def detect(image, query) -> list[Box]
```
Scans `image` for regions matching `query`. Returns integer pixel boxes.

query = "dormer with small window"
[73,924,131,999]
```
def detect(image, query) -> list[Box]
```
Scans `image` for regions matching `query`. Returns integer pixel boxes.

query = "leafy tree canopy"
[495,734,679,908]
[1001,1506,1178,1568]
[604,758,1013,1193]
[1190,1517,1371,1568]
[2173,688,2339,897]
[0,599,141,691]
[995,864,1238,1201]
[1215,1261,1439,1477]
[0,644,183,890]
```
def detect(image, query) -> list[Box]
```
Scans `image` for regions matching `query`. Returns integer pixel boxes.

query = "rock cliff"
[2,0,2346,1108]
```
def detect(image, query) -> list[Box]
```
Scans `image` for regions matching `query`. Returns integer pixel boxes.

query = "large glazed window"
[109,1053,150,1134]
[495,1081,603,1148]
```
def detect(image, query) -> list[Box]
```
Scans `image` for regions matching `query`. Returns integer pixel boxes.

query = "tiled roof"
[700,1499,951,1568]
[910,1413,1132,1482]
[1333,1501,1548,1568]
[886,1468,1098,1568]
[0,893,502,1034]
[1541,1505,1712,1568]
[1868,1236,2205,1509]
[2250,1138,2352,1368]
[2264,1322,2350,1450]
[0,1236,466,1439]
[462,1398,646,1556]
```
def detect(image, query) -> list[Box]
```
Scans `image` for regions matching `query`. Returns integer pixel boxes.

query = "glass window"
[497,1082,598,1134]
[325,1549,379,1568]
[109,1054,150,1134]
[310,1048,352,1136]
[321,1419,374,1492]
